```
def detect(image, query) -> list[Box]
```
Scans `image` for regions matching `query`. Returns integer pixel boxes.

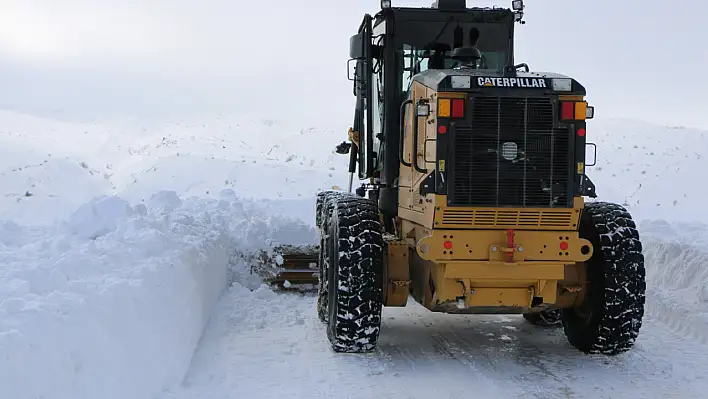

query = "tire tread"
[563,201,646,355]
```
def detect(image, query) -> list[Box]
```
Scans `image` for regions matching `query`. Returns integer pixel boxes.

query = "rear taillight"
[438,99,465,119]
[561,102,575,120]
[560,101,592,121]
[451,99,464,118]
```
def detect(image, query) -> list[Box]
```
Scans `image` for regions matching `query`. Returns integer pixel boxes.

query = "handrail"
[412,100,428,174]
[399,99,413,167]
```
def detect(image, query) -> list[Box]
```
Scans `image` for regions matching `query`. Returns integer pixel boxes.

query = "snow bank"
[640,220,708,344]
[0,190,318,399]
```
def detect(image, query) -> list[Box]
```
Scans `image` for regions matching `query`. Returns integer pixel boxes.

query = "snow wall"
[0,190,318,399]
[640,220,708,345]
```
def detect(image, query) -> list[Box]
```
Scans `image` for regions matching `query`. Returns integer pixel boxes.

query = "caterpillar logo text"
[477,77,548,88]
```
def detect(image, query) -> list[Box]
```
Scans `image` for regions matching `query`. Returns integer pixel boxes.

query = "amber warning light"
[438,99,465,118]
[561,101,595,121]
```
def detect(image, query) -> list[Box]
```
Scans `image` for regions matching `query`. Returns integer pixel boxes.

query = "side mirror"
[349,32,365,60]
[336,141,352,154]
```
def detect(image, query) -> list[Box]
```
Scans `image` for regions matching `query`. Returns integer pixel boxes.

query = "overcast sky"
[0,0,705,128]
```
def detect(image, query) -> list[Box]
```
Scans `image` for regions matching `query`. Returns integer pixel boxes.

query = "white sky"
[0,0,706,128]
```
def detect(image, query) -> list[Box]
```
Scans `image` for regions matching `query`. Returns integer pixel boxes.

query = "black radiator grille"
[449,97,571,208]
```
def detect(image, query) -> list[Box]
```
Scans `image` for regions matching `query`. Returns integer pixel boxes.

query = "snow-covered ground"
[1,110,708,399]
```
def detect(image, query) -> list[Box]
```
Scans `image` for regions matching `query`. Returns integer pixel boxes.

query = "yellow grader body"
[258,0,645,357]
[388,198,592,314]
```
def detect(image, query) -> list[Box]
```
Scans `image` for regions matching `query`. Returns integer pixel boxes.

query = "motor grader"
[259,0,646,356]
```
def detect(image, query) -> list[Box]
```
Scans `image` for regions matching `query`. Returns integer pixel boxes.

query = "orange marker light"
[438,99,451,117]
[575,101,588,120]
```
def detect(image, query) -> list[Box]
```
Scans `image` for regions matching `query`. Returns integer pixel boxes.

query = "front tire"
[315,190,345,323]
[325,194,384,353]
[562,202,646,355]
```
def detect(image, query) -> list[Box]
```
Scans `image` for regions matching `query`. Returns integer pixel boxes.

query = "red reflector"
[560,242,569,251]
[444,241,453,250]
[438,125,447,134]
[577,128,586,137]
[561,102,574,120]
[451,99,464,118]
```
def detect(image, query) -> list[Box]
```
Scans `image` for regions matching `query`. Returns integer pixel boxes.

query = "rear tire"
[561,202,646,355]
[523,309,562,327]
[325,194,384,353]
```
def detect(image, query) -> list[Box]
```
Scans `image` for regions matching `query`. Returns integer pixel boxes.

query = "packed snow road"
[160,283,708,399]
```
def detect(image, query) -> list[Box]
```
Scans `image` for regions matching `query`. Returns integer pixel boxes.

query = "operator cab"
[346,0,529,216]
[397,7,514,93]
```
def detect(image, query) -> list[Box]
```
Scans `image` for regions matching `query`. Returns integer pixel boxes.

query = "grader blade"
[252,244,320,291]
